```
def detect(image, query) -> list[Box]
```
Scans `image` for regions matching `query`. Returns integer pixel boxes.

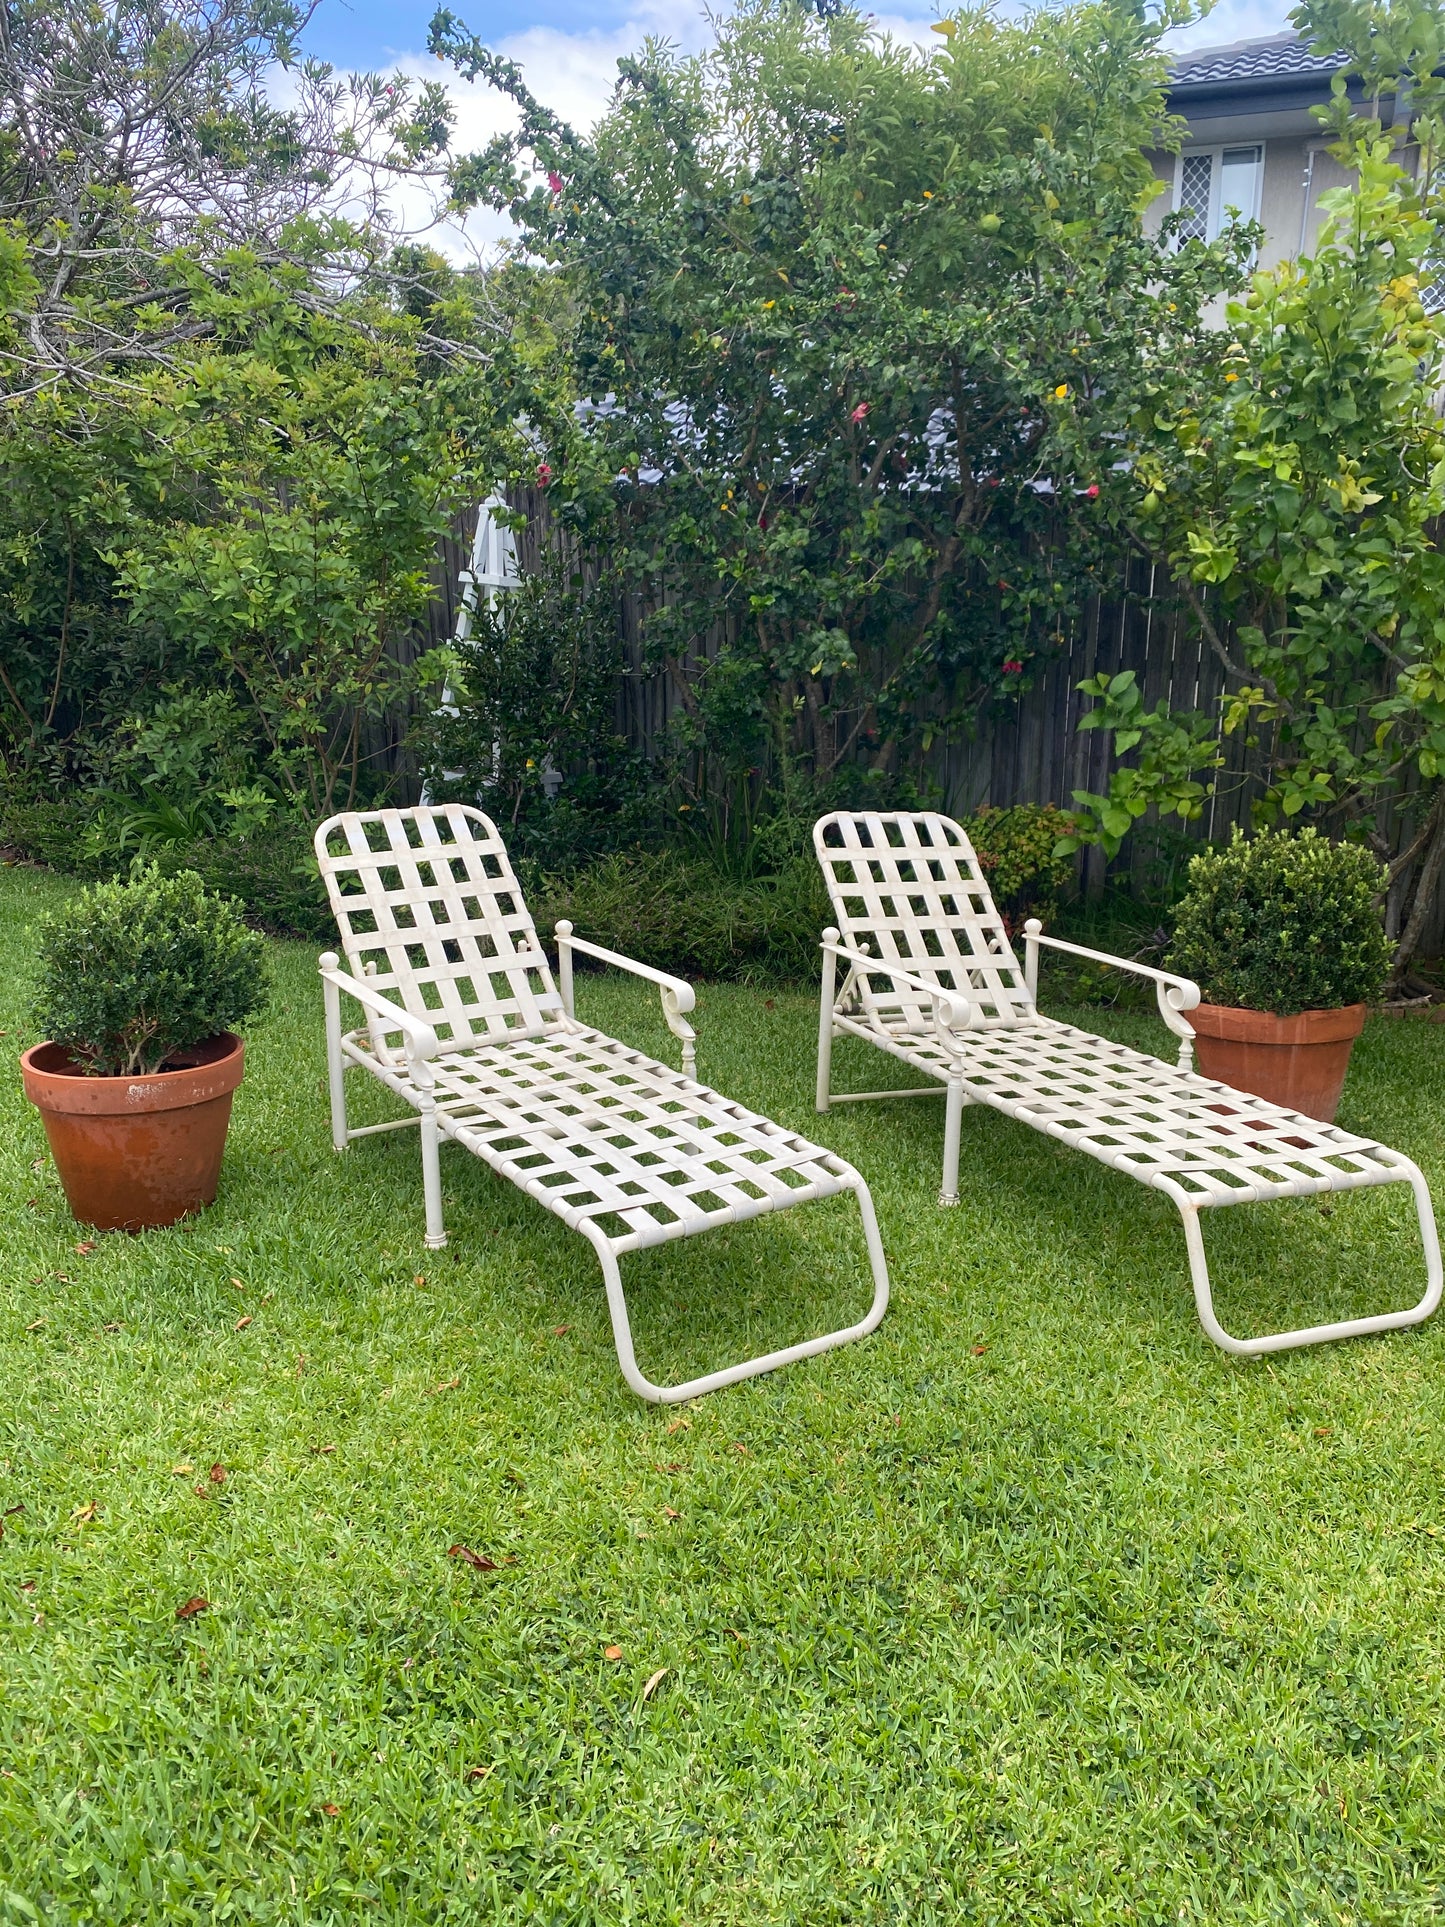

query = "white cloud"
[1162,0,1293,53]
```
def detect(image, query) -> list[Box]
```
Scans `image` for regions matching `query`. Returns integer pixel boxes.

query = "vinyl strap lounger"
[813,809,1441,1357]
[314,804,889,1402]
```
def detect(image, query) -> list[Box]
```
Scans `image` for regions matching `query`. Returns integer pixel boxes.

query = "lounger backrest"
[315,805,564,1051]
[814,810,1036,1030]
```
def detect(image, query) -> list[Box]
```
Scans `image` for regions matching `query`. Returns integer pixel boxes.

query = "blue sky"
[298,0,1296,258]
[299,0,1296,79]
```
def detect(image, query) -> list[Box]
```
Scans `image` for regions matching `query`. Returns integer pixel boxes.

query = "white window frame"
[1172,143,1265,244]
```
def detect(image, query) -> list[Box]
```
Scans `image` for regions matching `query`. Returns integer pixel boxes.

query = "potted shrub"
[21,865,270,1230]
[1167,828,1392,1122]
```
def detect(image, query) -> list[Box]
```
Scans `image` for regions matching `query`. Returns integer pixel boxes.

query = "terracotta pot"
[21,1033,245,1231]
[1189,1002,1367,1124]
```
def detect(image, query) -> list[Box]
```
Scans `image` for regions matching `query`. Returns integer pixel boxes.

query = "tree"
[1064,0,1445,984]
[0,0,513,809]
[431,0,1242,834]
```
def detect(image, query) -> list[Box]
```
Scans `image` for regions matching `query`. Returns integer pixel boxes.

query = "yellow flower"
[762,299,775,309]
[1054,383,1069,399]
[1225,372,1239,383]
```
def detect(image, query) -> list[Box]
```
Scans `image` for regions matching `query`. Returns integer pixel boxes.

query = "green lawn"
[4,863,1445,1925]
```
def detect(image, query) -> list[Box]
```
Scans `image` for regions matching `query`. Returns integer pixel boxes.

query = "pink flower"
[850,402,870,423]
[1084,484,1100,499]
[548,171,564,194]
[1002,659,1023,674]
[536,462,553,486]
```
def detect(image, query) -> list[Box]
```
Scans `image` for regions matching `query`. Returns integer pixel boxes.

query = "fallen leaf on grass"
[208,1463,227,1484]
[731,1442,749,1457]
[971,1343,989,1356]
[725,1628,744,1642]
[24,1319,45,1332]
[175,1596,209,1620]
[447,1545,498,1572]
[102,1321,122,1333]
[5,1504,25,1517]
[653,1462,683,1474]
[413,1274,427,1288]
[552,1325,571,1337]
[194,1484,208,1498]
[321,1804,341,1817]
[604,1644,623,1661]
[666,1419,691,1436]
[466,1765,493,1783]
[234,1315,252,1331]
[641,1667,669,1702]
[663,1506,681,1521]
[171,1463,193,1478]
[71,1501,100,1522]
[74,1241,96,1256]
[20,1581,35,1592]
[229,1278,244,1291]
[53,1274,70,1284]
[426,1376,461,1396]
[310,1443,337,1456]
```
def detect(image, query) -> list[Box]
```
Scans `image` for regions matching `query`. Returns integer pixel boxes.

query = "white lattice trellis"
[814,810,1441,1357]
[314,804,890,1402]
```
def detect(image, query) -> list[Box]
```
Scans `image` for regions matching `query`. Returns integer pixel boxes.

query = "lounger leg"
[585,1183,890,1403]
[418,1093,447,1250]
[940,1077,964,1207]
[322,969,349,1153]
[1177,1167,1444,1356]
[816,941,837,1114]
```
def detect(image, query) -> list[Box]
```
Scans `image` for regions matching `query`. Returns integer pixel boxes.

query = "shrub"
[31,864,271,1075]
[529,849,831,984]
[1167,828,1391,1016]
[967,804,1076,929]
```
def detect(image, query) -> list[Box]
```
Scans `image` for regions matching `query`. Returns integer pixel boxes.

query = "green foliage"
[966,803,1077,927]
[1070,0,1445,977]
[435,0,1243,826]
[32,865,271,1075]
[530,848,831,983]
[413,551,654,864]
[0,0,508,818]
[1167,828,1392,1015]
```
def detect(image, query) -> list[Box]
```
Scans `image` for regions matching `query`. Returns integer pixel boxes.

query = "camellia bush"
[432,0,1244,834]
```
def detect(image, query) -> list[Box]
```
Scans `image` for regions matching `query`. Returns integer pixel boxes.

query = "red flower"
[1002,659,1023,674]
[547,171,564,195]
[536,462,553,486]
[850,402,870,423]
[1084,484,1100,499]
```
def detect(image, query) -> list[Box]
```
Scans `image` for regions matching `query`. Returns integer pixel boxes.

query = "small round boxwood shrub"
[32,864,271,1075]
[1167,828,1391,1016]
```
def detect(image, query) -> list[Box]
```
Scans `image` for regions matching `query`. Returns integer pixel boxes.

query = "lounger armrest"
[318,953,441,1062]
[822,931,977,1036]
[1021,921,1201,1041]
[554,921,698,1076]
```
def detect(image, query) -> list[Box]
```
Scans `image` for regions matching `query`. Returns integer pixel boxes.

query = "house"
[1146,31,1361,270]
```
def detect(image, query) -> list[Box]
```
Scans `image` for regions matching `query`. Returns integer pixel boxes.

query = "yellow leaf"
[641,1667,669,1701]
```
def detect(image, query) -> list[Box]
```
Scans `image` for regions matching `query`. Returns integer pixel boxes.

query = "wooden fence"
[414,501,1445,951]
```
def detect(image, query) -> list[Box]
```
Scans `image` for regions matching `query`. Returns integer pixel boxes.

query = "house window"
[1174,145,1264,243]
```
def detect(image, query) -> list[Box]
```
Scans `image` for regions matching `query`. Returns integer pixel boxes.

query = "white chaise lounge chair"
[314,804,889,1402]
[813,810,1441,1357]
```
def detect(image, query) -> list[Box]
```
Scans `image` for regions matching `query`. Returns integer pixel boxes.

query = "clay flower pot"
[21,1033,245,1231]
[1189,1003,1367,1124]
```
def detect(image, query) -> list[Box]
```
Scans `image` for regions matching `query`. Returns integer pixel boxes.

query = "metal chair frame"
[814,809,1441,1357]
[314,804,889,1402]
